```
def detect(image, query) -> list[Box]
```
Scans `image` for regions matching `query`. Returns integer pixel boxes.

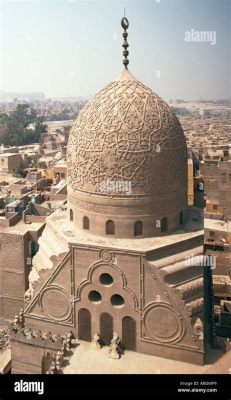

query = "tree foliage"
[0,104,47,146]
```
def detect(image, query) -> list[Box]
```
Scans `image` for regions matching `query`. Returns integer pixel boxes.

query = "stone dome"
[67,69,188,238]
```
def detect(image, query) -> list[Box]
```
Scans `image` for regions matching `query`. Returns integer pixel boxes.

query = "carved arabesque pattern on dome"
[67,78,187,196]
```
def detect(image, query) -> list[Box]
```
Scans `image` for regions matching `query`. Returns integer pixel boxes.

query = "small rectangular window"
[221,191,226,200]
[213,181,218,190]
[221,173,227,184]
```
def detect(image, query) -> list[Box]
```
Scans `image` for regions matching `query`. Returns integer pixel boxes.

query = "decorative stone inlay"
[144,303,184,343]
[40,287,70,321]
[99,249,113,262]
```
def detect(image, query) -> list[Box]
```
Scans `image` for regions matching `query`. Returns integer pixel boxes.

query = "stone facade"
[10,68,205,373]
[11,205,205,373]
[0,153,24,174]
[202,159,231,218]
[0,223,45,323]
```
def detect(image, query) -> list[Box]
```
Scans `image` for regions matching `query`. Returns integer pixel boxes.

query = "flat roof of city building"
[205,218,231,233]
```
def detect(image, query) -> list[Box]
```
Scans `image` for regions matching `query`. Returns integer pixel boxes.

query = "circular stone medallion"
[144,304,184,343]
[41,288,70,320]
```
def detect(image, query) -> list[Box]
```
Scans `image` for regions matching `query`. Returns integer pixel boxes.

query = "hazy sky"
[0,0,230,100]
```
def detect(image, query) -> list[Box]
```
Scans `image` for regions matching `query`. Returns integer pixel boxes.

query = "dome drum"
[68,209,186,238]
[69,190,186,238]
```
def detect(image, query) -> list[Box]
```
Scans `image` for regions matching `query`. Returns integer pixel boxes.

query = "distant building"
[201,150,231,219]
[0,220,44,322]
[204,218,231,302]
[0,177,66,324]
[0,153,24,174]
[188,159,194,205]
[0,91,45,102]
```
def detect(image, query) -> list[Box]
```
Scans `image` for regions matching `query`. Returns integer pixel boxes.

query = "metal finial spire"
[121,15,129,69]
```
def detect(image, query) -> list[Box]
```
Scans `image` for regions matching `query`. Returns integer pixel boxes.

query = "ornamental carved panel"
[67,77,187,197]
[143,303,185,343]
[38,286,71,322]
